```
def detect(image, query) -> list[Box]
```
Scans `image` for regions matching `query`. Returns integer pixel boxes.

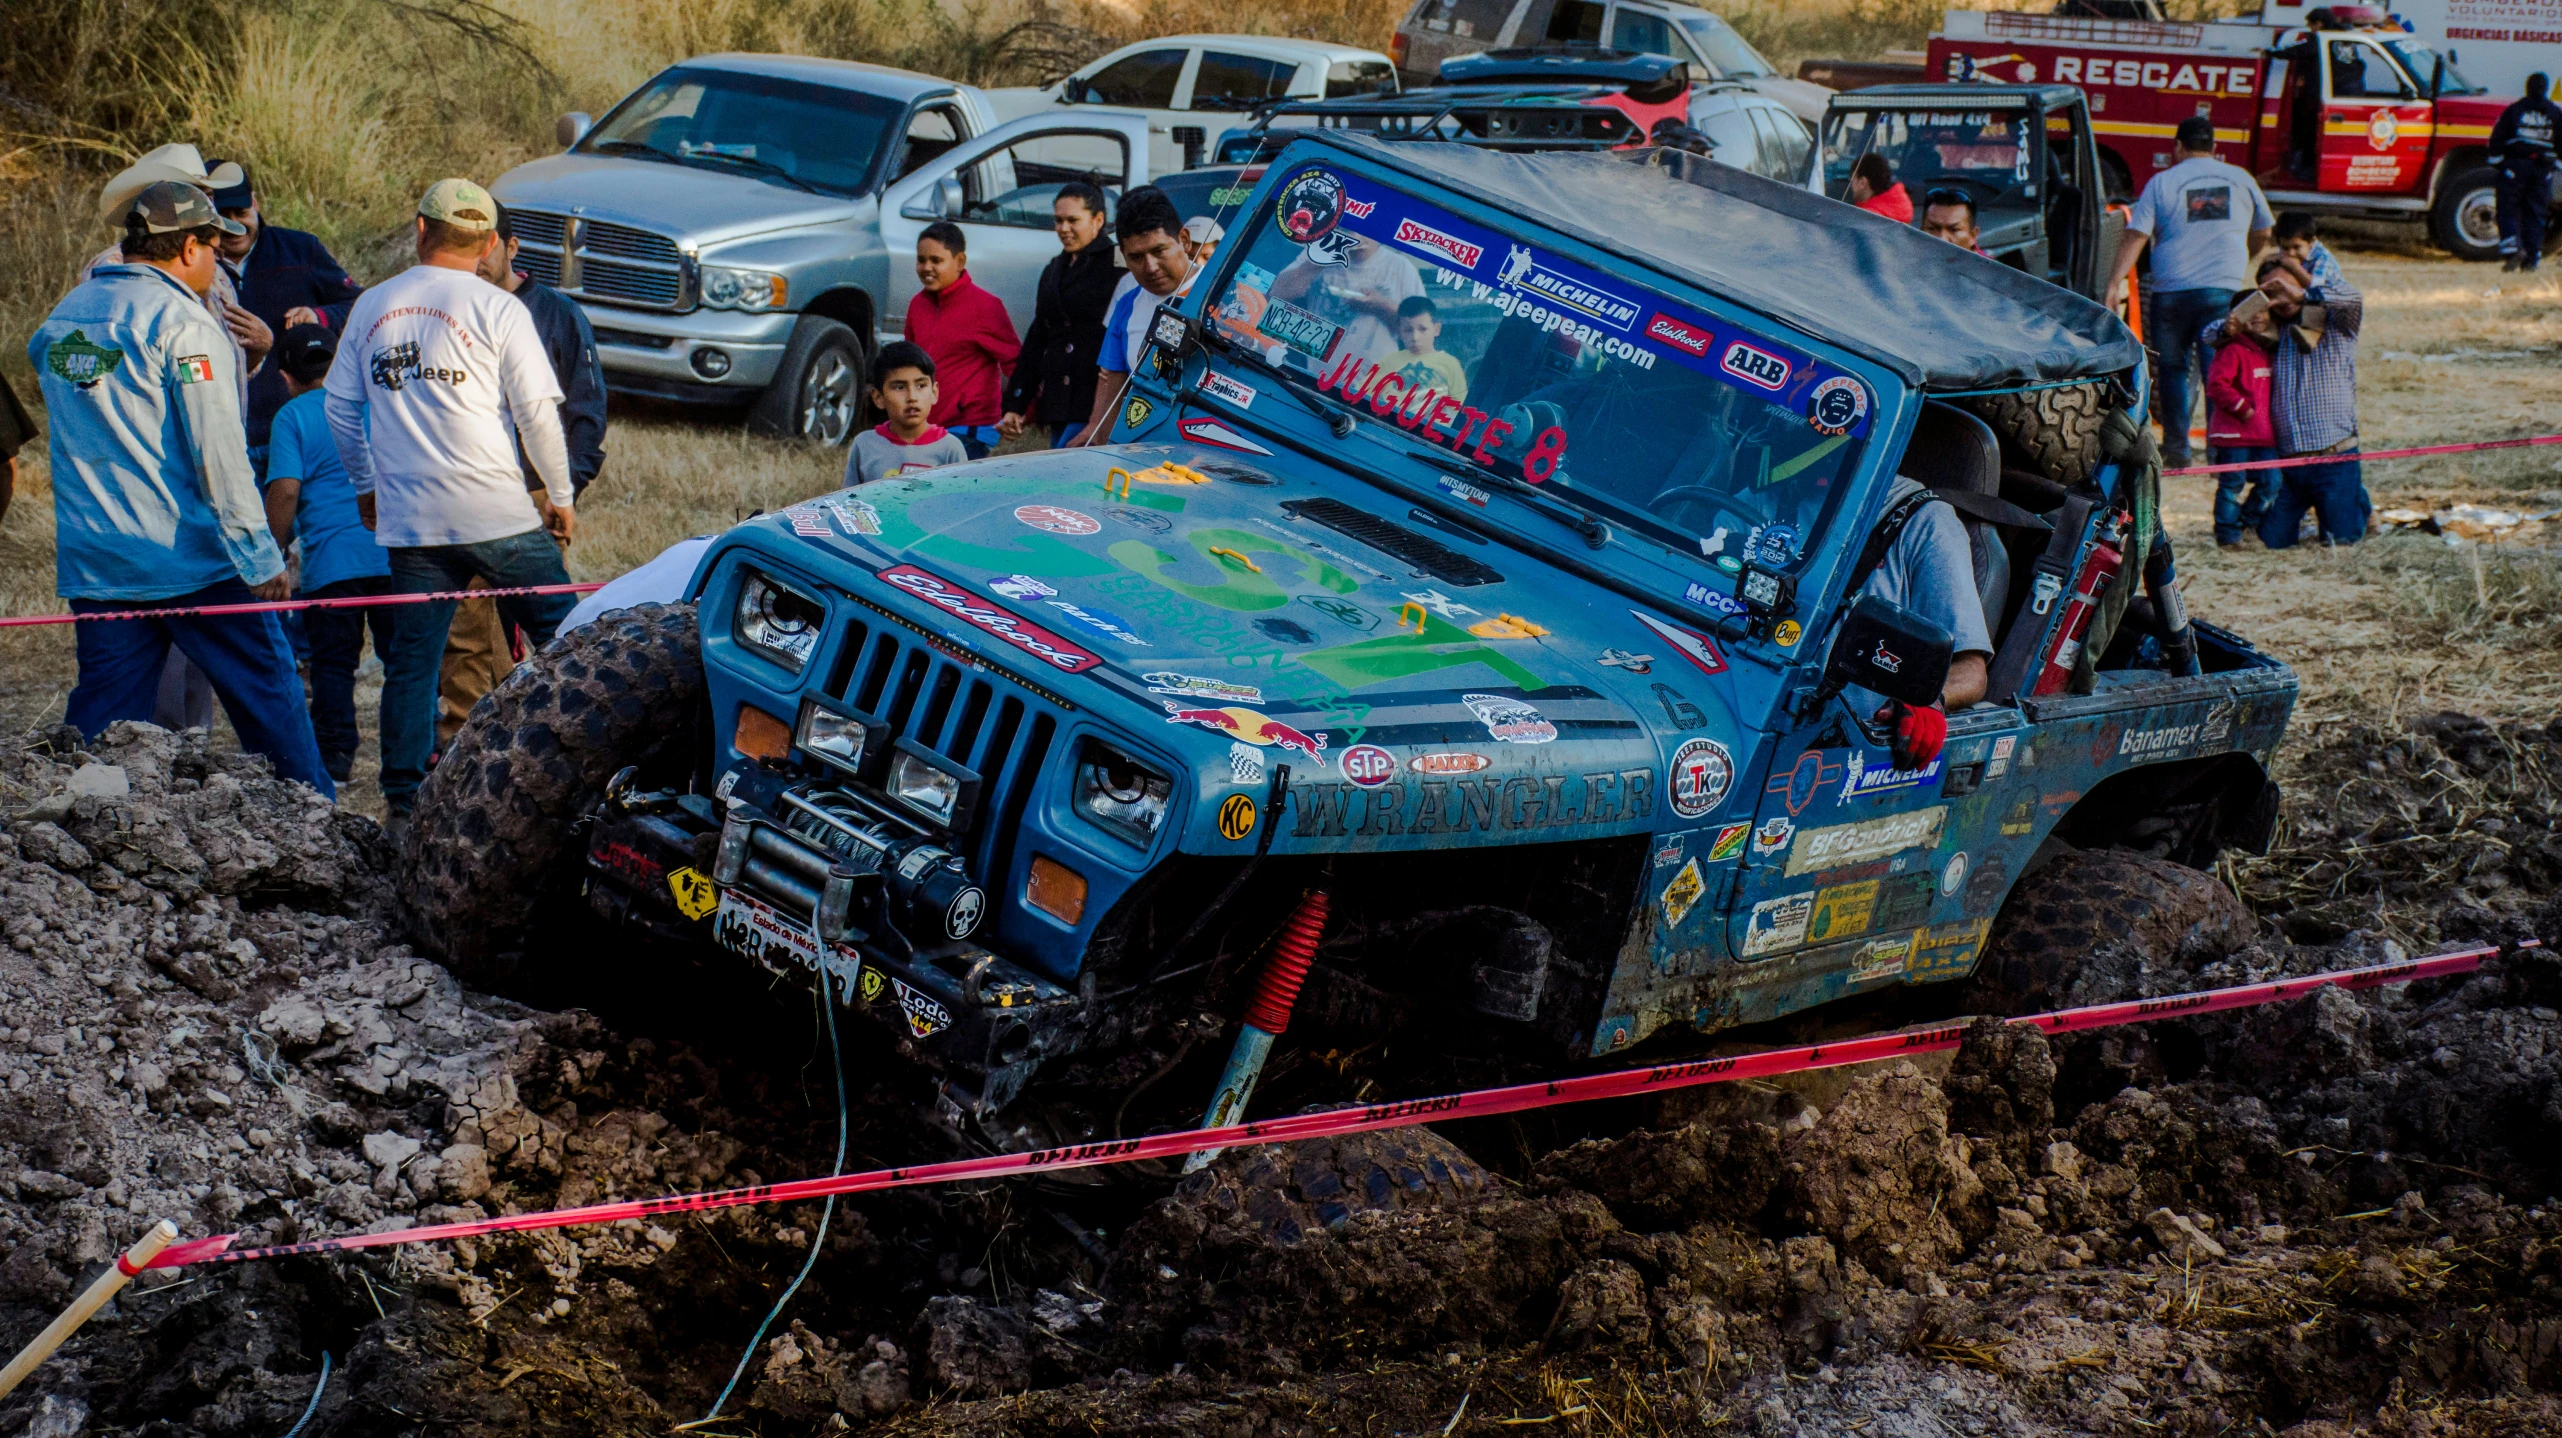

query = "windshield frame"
[1820,101,2041,209]
[2379,37,2483,95]
[1678,15,1777,79]
[575,65,909,199]
[1177,155,1904,622]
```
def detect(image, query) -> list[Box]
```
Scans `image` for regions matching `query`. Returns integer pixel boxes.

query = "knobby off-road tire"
[401,602,704,984]
[1964,846,2254,1015]
[1963,381,2109,488]
[1175,1126,1491,1247]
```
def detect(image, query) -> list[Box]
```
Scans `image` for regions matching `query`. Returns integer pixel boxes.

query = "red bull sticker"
[1162,703,1328,760]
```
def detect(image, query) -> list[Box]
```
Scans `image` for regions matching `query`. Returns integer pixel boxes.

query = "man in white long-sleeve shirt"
[326,178,578,819]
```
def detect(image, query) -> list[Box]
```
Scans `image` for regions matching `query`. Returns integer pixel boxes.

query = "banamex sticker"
[1667,737,1733,819]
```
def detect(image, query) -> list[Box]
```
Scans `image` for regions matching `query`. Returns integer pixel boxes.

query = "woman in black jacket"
[1001,181,1122,447]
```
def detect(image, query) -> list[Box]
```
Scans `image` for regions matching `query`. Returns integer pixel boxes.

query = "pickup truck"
[493,55,1147,443]
[408,131,2295,1158]
[1819,83,2126,302]
[986,34,1400,178]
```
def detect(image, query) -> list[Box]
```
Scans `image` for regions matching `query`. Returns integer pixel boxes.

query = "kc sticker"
[1218,792,1259,841]
[1015,504,1100,536]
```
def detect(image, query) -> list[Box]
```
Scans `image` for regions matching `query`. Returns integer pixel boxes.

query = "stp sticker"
[1199,371,1257,408]
[1275,169,1345,243]
[1014,504,1100,536]
[1339,743,1397,788]
[1720,340,1790,391]
[1668,737,1734,818]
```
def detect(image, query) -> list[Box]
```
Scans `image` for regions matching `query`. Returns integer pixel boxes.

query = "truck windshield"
[1823,107,2034,208]
[1207,163,1877,584]
[579,68,903,198]
[1679,16,1777,79]
[2380,38,2484,95]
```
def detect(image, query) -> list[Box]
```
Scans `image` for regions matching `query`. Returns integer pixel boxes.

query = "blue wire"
[278,1351,331,1438]
[698,967,851,1425]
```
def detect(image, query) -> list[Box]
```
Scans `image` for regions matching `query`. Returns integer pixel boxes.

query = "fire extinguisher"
[2032,508,2130,696]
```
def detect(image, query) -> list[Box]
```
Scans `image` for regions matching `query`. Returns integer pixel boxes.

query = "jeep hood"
[732,443,1757,850]
[492,154,867,247]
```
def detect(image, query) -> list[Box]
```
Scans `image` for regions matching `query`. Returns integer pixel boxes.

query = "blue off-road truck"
[401,132,2294,1154]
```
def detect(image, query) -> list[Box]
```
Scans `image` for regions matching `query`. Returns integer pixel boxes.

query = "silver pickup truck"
[492,54,1147,444]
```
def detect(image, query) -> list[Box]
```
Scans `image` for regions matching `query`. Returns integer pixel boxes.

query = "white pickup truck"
[987,35,1400,178]
[494,54,1146,444]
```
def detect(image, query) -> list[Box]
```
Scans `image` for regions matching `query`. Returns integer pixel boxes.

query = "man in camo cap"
[27,180,335,797]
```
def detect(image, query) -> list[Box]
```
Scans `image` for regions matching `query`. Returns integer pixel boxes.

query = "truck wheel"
[400,602,705,983]
[1962,381,2108,487]
[748,316,865,446]
[1171,1126,1491,1247]
[1963,846,2253,1015]
[2430,165,2506,262]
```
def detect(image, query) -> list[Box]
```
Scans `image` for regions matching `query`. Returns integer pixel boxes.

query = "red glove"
[1876,700,1947,771]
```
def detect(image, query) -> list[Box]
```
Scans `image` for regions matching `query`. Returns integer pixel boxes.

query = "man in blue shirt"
[264,325,393,783]
[27,181,332,796]
[2105,117,2275,469]
[2255,256,2367,548]
[206,163,367,465]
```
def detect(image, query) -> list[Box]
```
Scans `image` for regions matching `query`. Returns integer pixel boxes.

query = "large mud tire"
[401,602,704,983]
[1962,381,2109,488]
[1172,1126,1491,1247]
[1965,846,2253,1015]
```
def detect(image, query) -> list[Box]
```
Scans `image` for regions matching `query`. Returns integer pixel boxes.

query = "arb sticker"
[1720,340,1789,391]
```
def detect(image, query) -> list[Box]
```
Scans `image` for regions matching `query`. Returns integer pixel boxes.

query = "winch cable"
[693,954,851,1430]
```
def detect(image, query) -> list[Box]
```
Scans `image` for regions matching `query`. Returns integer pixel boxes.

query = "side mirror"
[2429,54,2444,100]
[937,175,966,216]
[556,111,593,149]
[1059,78,1088,104]
[1820,594,1953,709]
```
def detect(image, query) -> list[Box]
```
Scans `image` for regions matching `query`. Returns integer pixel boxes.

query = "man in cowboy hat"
[29,180,333,796]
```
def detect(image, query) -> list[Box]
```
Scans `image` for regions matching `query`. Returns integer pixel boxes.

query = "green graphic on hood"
[1109,527,1355,613]
[1295,609,1546,692]
[860,470,1116,578]
[46,330,125,390]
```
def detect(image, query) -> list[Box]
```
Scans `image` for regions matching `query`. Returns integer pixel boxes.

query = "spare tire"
[401,602,704,982]
[1964,845,2254,1015]
[1963,381,2109,488]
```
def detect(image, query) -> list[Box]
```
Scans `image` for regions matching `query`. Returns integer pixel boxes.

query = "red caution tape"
[141,943,2506,1272]
[0,583,605,629]
[2162,432,2562,478]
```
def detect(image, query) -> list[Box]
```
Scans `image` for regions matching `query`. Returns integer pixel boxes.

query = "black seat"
[1899,402,2018,645]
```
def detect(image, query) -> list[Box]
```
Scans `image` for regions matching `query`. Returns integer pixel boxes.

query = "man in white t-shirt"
[2104,116,2274,468]
[325,178,577,819]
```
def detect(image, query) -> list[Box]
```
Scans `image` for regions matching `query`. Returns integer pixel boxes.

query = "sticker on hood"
[875,564,1103,674]
[1462,692,1556,745]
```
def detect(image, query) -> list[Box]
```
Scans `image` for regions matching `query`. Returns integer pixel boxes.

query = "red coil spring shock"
[1242,889,1330,1035]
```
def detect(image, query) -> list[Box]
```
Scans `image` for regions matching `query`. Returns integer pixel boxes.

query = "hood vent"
[1280,498,1505,587]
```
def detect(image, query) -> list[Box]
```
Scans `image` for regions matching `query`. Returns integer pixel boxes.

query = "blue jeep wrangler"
[400,132,2293,1151]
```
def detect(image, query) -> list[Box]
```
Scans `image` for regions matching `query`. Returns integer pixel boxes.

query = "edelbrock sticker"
[875,564,1103,674]
[1784,806,1948,876]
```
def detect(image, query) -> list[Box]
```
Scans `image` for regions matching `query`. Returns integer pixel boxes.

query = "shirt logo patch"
[2184,184,2232,223]
[174,354,216,385]
[45,330,125,390]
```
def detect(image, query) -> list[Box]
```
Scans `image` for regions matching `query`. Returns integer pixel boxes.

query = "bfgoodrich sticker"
[1784,806,1948,876]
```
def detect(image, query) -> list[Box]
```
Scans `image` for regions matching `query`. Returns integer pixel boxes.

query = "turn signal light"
[735,703,793,762]
[1024,855,1088,926]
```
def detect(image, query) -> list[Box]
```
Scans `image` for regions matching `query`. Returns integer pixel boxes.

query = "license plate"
[711,889,861,1003]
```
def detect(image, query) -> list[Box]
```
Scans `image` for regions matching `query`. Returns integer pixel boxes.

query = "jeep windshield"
[1822,105,2035,209]
[1205,161,1877,585]
[577,67,903,198]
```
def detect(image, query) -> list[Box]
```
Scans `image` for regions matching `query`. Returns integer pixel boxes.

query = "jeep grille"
[505,209,690,312]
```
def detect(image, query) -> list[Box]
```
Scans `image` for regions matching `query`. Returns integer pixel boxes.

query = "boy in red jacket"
[2203,287,2278,548]
[906,222,1021,458]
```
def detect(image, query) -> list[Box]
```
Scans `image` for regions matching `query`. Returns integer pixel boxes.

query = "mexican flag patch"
[175,354,216,385]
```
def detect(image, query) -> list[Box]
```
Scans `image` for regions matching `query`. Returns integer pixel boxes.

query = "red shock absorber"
[1242,889,1330,1036]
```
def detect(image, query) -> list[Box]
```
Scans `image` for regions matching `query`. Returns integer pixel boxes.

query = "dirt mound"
[6,713,2562,1437]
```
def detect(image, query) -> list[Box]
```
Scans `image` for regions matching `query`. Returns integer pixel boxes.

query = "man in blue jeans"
[2255,254,2366,548]
[28,181,332,795]
[2106,116,2275,469]
[325,179,577,823]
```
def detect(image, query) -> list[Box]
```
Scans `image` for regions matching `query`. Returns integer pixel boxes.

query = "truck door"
[2252,41,2316,185]
[2319,36,2433,195]
[879,112,1150,348]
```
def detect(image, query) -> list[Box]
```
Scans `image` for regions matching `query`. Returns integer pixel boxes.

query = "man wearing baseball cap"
[204,161,367,468]
[325,178,577,825]
[27,181,334,796]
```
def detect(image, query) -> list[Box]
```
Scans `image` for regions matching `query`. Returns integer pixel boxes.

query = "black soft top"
[1294,131,2142,392]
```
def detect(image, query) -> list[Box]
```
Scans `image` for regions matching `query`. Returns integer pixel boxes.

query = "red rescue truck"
[1928,6,2535,259]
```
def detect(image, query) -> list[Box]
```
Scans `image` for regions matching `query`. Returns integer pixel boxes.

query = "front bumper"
[582,778,1085,1115]
[583,303,798,392]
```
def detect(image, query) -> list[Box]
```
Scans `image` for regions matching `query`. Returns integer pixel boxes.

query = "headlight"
[886,739,981,830]
[1073,739,1172,848]
[700,266,787,312]
[795,699,869,774]
[735,570,823,672]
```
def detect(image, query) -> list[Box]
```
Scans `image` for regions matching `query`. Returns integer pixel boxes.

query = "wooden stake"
[0,1219,178,1400]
